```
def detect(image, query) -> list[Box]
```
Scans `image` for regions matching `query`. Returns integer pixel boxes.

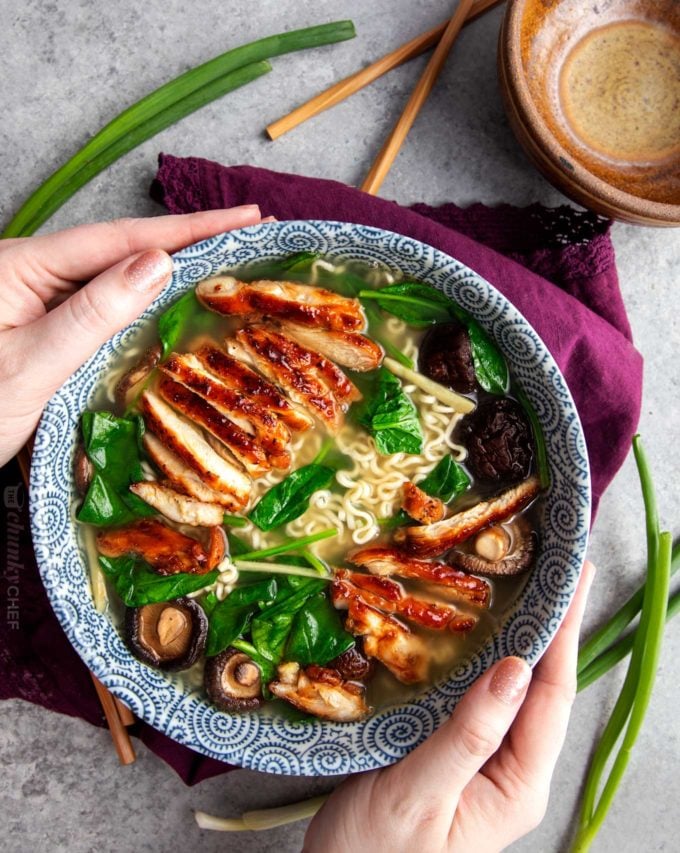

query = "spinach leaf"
[98,555,218,607]
[359,282,452,326]
[357,367,423,455]
[77,411,154,526]
[157,289,215,358]
[513,384,551,489]
[250,578,325,664]
[285,592,354,666]
[248,464,336,531]
[417,454,470,503]
[205,577,278,657]
[467,318,509,395]
[278,251,320,273]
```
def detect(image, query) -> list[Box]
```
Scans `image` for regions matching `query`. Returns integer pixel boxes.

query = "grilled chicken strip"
[279,322,383,372]
[332,587,428,684]
[233,325,360,432]
[158,376,270,478]
[269,662,371,722]
[161,351,291,466]
[394,476,542,558]
[350,546,490,608]
[140,391,251,508]
[143,432,239,510]
[97,518,215,575]
[196,277,366,332]
[334,571,477,633]
[129,481,224,527]
[401,481,445,525]
[195,344,313,433]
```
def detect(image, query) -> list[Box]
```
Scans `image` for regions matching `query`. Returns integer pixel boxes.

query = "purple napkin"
[1,157,641,786]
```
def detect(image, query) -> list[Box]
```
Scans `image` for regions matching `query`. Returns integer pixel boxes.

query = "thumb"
[16,249,172,399]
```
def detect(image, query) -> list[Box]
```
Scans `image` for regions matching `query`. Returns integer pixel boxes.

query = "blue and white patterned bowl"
[30,221,590,776]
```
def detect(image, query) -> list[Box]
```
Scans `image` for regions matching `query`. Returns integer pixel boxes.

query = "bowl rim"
[29,219,591,776]
[501,0,680,225]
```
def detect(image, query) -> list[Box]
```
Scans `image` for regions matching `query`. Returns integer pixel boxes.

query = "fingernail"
[489,657,531,705]
[261,215,277,223]
[125,250,173,293]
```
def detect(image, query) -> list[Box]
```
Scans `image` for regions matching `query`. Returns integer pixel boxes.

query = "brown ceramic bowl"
[499,0,680,226]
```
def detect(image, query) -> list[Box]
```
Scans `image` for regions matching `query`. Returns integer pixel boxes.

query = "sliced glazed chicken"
[158,376,270,478]
[394,476,542,558]
[140,391,251,508]
[97,518,213,575]
[232,325,360,432]
[279,322,383,372]
[143,432,239,510]
[269,662,371,722]
[334,571,477,633]
[332,588,428,684]
[195,344,313,433]
[350,546,490,608]
[196,277,366,332]
[129,481,224,527]
[401,481,445,525]
[161,351,291,466]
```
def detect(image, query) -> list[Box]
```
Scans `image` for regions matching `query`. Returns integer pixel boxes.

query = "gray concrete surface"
[1,1,678,851]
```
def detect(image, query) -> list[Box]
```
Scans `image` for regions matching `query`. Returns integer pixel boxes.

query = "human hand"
[0,206,262,466]
[304,560,596,853]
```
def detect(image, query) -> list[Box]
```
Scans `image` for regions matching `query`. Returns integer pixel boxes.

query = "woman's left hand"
[0,206,261,466]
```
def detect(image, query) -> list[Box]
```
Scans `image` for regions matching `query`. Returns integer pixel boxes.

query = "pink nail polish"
[489,657,531,705]
[125,250,173,293]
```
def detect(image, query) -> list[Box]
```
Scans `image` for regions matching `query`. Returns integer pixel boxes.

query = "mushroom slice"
[334,571,477,633]
[331,586,428,684]
[401,481,445,525]
[205,647,263,711]
[125,597,207,671]
[328,642,374,682]
[73,442,93,496]
[196,276,366,332]
[232,325,353,432]
[140,390,251,507]
[142,432,240,510]
[196,344,313,433]
[279,322,383,372]
[451,521,537,577]
[349,546,490,608]
[394,475,542,559]
[158,376,271,478]
[161,351,292,465]
[114,343,162,413]
[97,518,212,575]
[269,662,371,722]
[130,481,224,527]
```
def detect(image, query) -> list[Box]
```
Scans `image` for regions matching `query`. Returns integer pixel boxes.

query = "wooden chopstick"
[361,0,477,195]
[265,0,504,141]
[16,438,137,765]
[91,674,137,765]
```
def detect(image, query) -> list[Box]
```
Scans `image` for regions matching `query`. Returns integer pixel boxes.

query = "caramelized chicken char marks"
[335,571,477,633]
[279,322,383,372]
[233,325,352,432]
[140,391,251,508]
[97,518,212,575]
[394,476,543,558]
[401,481,445,525]
[142,432,239,510]
[158,376,270,478]
[161,352,292,465]
[196,277,366,332]
[350,546,491,608]
[333,590,429,685]
[129,481,224,527]
[195,344,313,433]
[269,661,371,722]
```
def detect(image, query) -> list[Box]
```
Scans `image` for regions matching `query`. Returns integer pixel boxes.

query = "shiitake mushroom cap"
[460,397,533,485]
[328,641,374,682]
[125,596,207,672]
[418,320,476,393]
[114,343,162,414]
[205,647,263,711]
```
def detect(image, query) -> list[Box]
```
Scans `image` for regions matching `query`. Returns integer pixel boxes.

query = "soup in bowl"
[30,221,590,776]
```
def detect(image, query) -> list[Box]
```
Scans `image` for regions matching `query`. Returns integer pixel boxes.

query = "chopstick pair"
[266,0,505,195]
[16,443,137,766]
